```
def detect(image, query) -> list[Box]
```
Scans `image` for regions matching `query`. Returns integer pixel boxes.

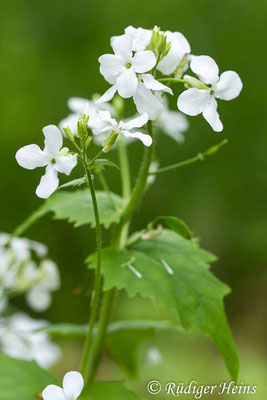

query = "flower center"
[125,62,132,69]
[51,158,56,165]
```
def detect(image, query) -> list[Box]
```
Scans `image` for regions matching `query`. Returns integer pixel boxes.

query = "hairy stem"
[80,163,102,380]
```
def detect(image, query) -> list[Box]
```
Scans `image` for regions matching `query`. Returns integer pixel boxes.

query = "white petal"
[158,110,189,143]
[42,385,67,400]
[63,371,84,400]
[96,86,117,104]
[43,125,63,157]
[190,55,219,85]
[55,154,77,175]
[132,51,156,73]
[26,286,51,311]
[15,144,48,170]
[213,71,243,100]
[121,130,152,146]
[98,54,125,84]
[177,88,211,116]
[125,26,152,51]
[157,31,191,75]
[116,67,138,98]
[67,97,89,113]
[202,97,223,132]
[40,260,60,290]
[133,82,163,120]
[121,113,148,130]
[141,74,173,94]
[112,34,133,59]
[36,165,59,199]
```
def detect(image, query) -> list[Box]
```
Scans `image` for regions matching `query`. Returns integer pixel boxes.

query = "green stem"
[80,163,102,379]
[158,78,186,84]
[86,121,154,381]
[89,149,104,165]
[11,205,48,238]
[150,139,228,175]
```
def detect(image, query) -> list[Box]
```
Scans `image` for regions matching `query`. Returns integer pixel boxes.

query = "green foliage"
[106,320,182,376]
[58,177,87,190]
[88,159,120,171]
[0,353,59,400]
[88,230,239,380]
[151,215,192,240]
[80,381,145,400]
[45,189,124,228]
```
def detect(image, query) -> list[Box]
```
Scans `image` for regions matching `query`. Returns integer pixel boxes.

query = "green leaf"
[88,159,120,171]
[41,323,88,338]
[58,177,87,190]
[88,230,239,380]
[80,381,145,400]
[106,320,182,376]
[152,215,192,240]
[45,189,124,228]
[0,353,59,399]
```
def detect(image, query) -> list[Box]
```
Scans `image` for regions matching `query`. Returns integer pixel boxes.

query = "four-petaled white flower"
[15,125,77,198]
[99,34,156,99]
[178,55,243,131]
[42,371,84,400]
[157,30,191,75]
[89,111,152,147]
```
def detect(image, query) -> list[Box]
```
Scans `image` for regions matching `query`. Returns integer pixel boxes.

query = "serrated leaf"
[106,320,182,376]
[152,215,192,240]
[80,381,145,400]
[0,353,59,400]
[45,189,124,228]
[88,230,239,380]
[88,159,120,171]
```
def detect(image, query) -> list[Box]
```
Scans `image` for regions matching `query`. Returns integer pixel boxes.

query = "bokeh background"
[0,0,266,398]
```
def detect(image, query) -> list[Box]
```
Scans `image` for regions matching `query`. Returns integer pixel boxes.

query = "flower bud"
[63,127,74,142]
[85,135,92,150]
[102,131,119,153]
[183,75,209,90]
[77,118,87,139]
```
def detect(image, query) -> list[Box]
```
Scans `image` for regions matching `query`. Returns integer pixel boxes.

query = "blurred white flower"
[26,260,60,312]
[156,98,189,143]
[16,125,77,198]
[178,55,243,131]
[0,313,61,368]
[0,233,60,313]
[89,111,152,147]
[43,371,84,400]
[146,348,163,365]
[157,30,191,75]
[59,96,114,137]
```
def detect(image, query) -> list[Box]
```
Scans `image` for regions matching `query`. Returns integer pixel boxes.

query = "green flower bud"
[77,118,87,139]
[183,75,210,90]
[63,127,74,142]
[102,131,119,153]
[85,135,92,150]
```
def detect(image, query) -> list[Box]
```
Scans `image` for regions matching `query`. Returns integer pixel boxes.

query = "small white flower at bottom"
[15,125,77,198]
[42,371,84,400]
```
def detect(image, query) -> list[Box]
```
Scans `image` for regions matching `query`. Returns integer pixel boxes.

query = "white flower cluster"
[0,313,60,368]
[15,25,242,199]
[0,233,60,313]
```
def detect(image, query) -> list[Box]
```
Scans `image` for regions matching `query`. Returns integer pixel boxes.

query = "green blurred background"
[0,0,266,398]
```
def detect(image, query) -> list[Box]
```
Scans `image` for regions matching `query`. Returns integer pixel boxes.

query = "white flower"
[90,111,152,147]
[42,371,84,400]
[177,55,243,132]
[111,25,152,52]
[98,34,156,99]
[156,98,189,143]
[132,74,173,120]
[146,348,163,365]
[0,313,61,368]
[15,125,77,198]
[26,260,60,312]
[157,30,191,75]
[59,96,114,137]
